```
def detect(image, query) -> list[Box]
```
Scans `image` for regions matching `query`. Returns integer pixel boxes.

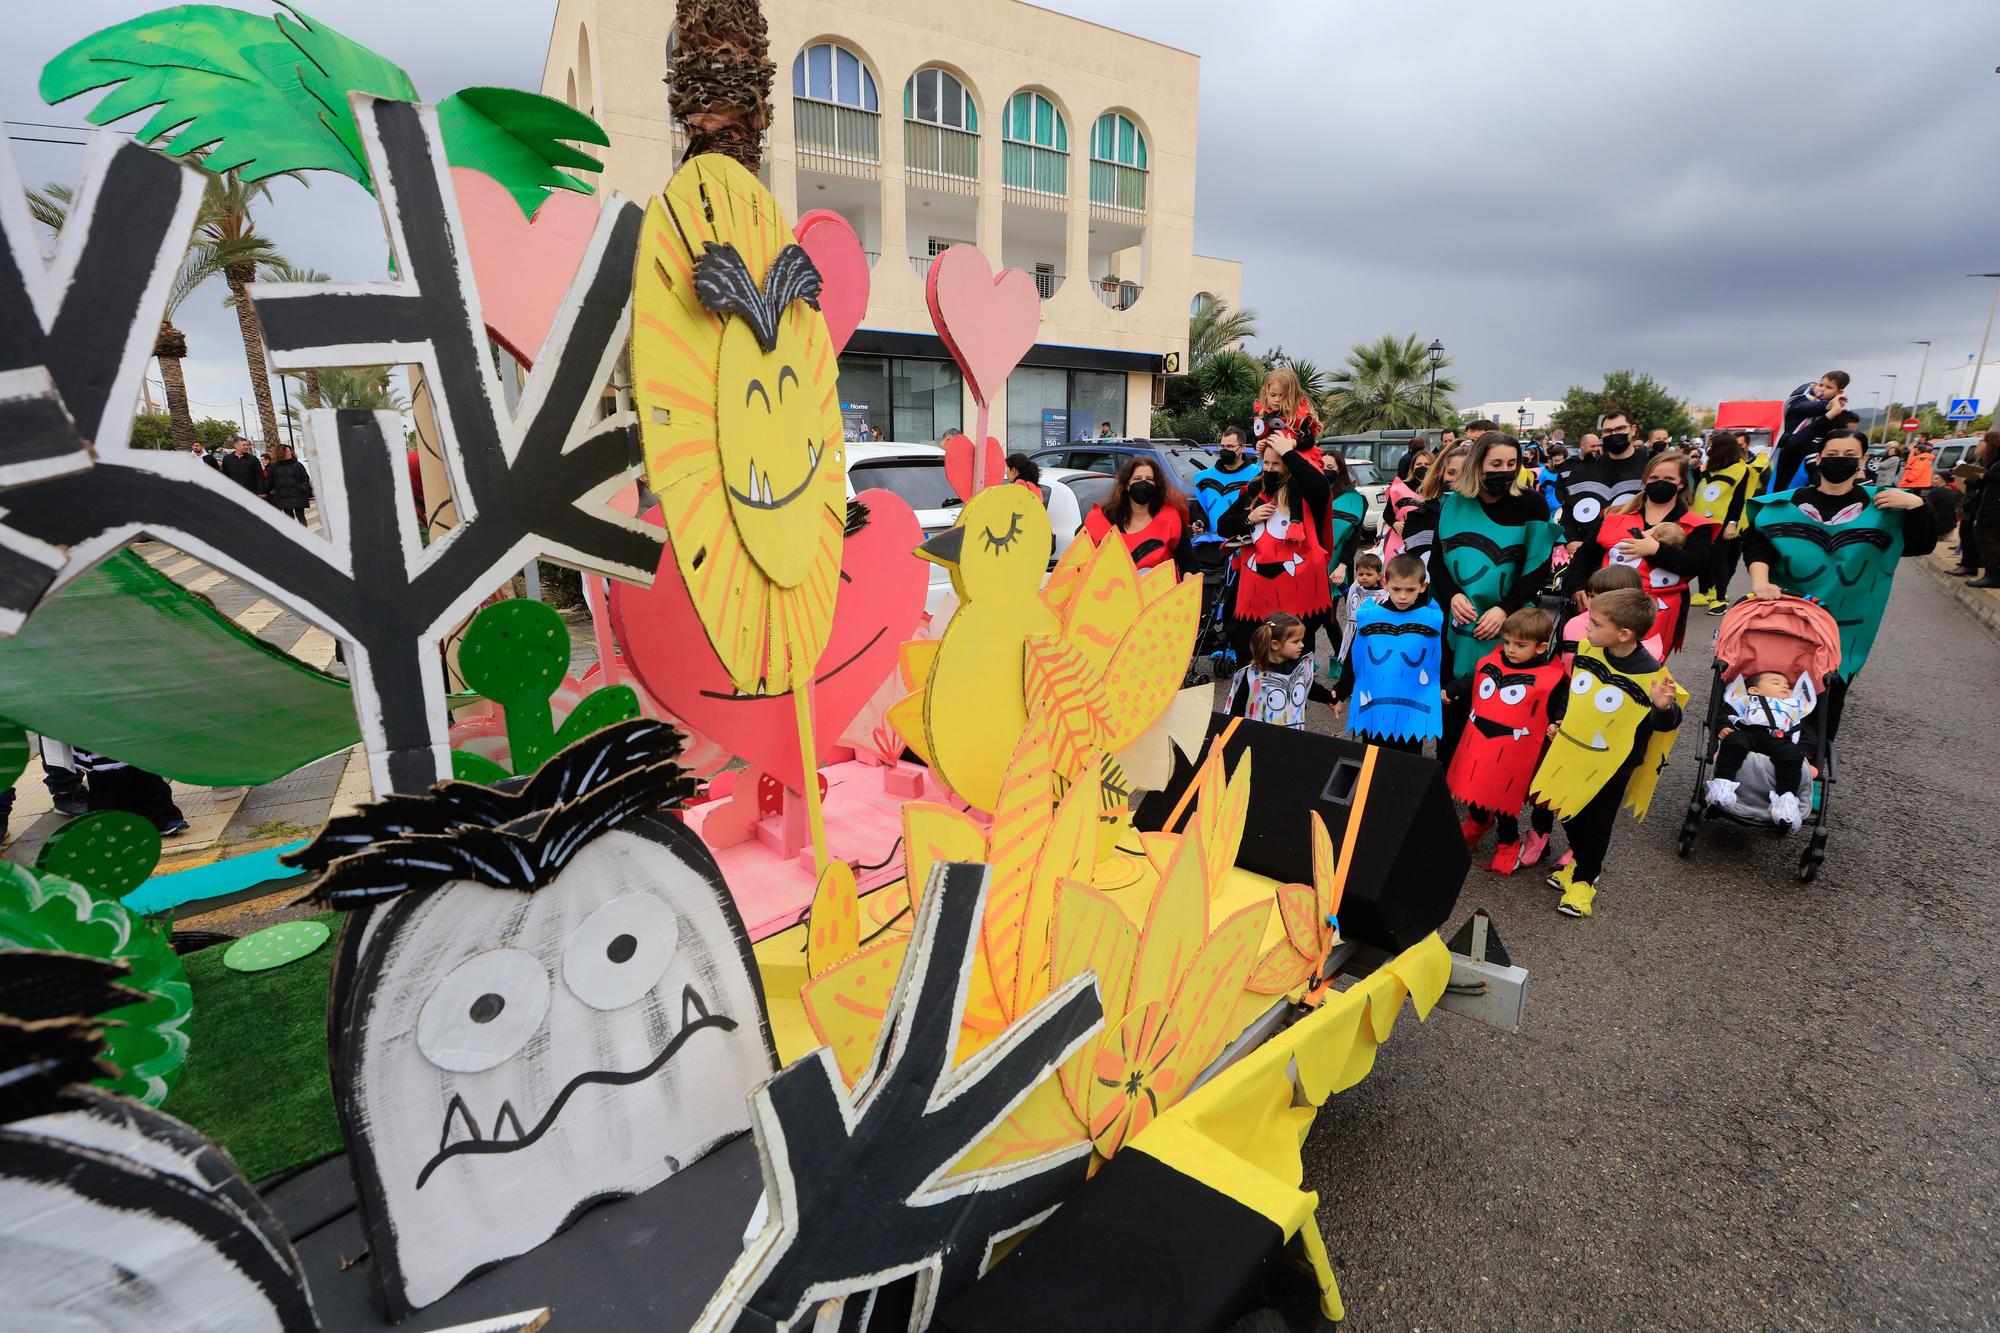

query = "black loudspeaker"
[1133,716,1468,952]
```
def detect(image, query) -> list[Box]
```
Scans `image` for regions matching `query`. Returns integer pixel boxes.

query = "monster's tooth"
[1592,731,1608,750]
[491,1101,526,1143]
[682,984,712,1027]
[746,462,759,498]
[762,473,775,505]
[1358,691,1372,710]
[440,1094,481,1152]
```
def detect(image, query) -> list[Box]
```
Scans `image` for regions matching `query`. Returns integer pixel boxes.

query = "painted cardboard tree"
[0,100,658,795]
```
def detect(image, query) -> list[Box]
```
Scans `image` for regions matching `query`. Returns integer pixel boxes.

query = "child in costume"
[1222,612,1332,728]
[1706,669,1815,829]
[1333,553,1445,754]
[1559,565,1663,669]
[1446,606,1566,875]
[1530,587,1687,919]
[1335,551,1387,678]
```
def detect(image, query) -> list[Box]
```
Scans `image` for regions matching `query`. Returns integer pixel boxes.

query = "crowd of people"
[188,434,315,523]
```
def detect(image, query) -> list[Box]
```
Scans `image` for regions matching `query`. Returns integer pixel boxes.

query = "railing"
[1094,278,1142,311]
[910,253,935,284]
[794,98,880,178]
[1002,141,1068,208]
[1032,269,1062,300]
[1088,159,1147,220]
[904,121,979,194]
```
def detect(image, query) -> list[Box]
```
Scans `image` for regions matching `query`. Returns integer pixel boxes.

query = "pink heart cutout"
[793,209,870,355]
[926,244,1040,406]
[610,488,927,793]
[452,167,600,367]
[942,433,1003,502]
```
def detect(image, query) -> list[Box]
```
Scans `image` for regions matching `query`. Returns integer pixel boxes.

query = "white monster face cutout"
[302,721,776,1316]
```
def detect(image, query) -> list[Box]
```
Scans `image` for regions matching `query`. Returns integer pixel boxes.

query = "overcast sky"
[7,1,2000,427]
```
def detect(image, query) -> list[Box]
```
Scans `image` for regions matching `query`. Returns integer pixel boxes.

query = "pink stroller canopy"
[1714,596,1842,689]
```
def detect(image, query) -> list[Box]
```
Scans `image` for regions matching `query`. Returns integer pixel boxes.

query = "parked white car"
[1344,457,1388,537]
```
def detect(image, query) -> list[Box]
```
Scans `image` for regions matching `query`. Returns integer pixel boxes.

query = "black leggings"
[1715,726,1806,792]
[85,765,185,830]
[1471,802,1555,843]
[1558,761,1638,884]
[1699,536,1740,599]
[1805,673,1851,747]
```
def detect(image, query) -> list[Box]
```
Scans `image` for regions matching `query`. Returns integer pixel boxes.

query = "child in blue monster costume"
[1333,553,1445,752]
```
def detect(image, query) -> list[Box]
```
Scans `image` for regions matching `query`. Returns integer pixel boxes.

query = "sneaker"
[1546,861,1574,892]
[1459,816,1492,849]
[1519,829,1551,867]
[1486,842,1521,876]
[53,794,90,817]
[1557,879,1597,918]
[1707,599,1729,616]
[1705,776,1740,807]
[1769,791,1803,831]
[155,818,190,836]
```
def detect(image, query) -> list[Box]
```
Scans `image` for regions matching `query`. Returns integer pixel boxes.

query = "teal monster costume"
[1435,492,1559,676]
[1745,488,1902,677]
[1327,487,1368,573]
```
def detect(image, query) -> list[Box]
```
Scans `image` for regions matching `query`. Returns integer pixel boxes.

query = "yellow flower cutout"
[632,154,846,694]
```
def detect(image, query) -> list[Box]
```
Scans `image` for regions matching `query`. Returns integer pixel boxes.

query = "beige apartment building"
[541,0,1242,451]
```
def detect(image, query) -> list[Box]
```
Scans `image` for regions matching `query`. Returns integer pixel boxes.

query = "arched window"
[1003,91,1067,151]
[904,68,978,132]
[792,41,879,111]
[1091,112,1146,169]
[576,26,594,116]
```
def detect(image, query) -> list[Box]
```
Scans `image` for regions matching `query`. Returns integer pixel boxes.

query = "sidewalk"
[1917,530,2000,639]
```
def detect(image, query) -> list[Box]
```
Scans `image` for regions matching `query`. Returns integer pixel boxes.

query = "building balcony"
[794,98,880,178]
[1094,278,1141,311]
[1002,142,1069,209]
[913,252,1062,301]
[1088,159,1147,222]
[904,121,979,195]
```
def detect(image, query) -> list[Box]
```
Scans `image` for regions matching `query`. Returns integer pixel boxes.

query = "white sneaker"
[1770,791,1803,830]
[1705,777,1740,807]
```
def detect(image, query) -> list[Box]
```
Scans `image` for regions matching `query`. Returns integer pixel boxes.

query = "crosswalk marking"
[159,556,202,579]
[233,599,283,635]
[289,626,339,671]
[183,570,226,594]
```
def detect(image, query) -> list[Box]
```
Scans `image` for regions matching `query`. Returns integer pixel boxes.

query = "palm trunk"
[669,0,775,172]
[225,262,283,447]
[304,369,321,410]
[153,319,196,451]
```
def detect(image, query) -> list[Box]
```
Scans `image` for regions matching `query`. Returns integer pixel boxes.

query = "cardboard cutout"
[0,102,658,796]
[453,165,600,365]
[1530,643,1687,820]
[1348,596,1446,743]
[1445,649,1566,815]
[695,861,1102,1333]
[296,720,777,1316]
[791,208,869,354]
[925,245,1038,495]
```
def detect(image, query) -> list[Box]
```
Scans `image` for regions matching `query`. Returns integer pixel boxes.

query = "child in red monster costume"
[1446,605,1568,874]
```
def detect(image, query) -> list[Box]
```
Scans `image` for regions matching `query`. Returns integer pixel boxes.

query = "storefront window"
[1070,370,1125,441]
[836,355,890,441]
[891,358,963,443]
[1006,366,1068,452]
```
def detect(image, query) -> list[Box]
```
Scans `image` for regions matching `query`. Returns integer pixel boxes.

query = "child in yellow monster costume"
[1529,587,1686,919]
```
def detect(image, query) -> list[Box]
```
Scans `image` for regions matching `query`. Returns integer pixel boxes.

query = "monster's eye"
[1572,671,1596,695]
[417,949,551,1073]
[1500,684,1528,705]
[981,512,1024,552]
[777,365,798,400]
[1477,676,1498,700]
[1649,568,1677,588]
[1572,497,1602,524]
[563,894,681,1011]
[745,379,771,412]
[1594,685,1624,714]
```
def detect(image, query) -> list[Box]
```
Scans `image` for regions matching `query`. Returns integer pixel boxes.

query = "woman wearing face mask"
[1220,432,1333,665]
[1743,430,1934,742]
[1084,457,1191,572]
[1382,447,1433,561]
[1321,452,1369,588]
[1565,450,1717,654]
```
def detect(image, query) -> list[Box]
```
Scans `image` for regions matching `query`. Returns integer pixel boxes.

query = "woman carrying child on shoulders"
[1219,427,1332,666]
[1565,448,1716,655]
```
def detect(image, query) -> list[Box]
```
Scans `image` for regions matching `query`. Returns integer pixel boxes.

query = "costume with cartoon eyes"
[1431,491,1558,676]
[1693,461,1753,527]
[634,156,847,696]
[301,722,778,1315]
[1591,508,1719,653]
[1553,451,1647,544]
[1349,595,1445,742]
[1446,649,1567,815]
[1224,656,1317,728]
[1231,495,1333,622]
[906,485,1058,812]
[1529,644,1688,820]
[1745,488,1904,677]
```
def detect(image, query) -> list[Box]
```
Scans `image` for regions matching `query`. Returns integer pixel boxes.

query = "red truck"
[1712,400,1783,454]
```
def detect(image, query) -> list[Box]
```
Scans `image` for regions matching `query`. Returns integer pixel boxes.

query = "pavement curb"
[1919,536,2000,640]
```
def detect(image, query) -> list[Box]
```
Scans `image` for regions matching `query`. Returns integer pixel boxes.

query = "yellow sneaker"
[1557,879,1596,918]
[1545,862,1573,892]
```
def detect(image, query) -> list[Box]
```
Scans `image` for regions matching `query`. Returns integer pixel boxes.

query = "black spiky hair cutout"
[693,241,824,354]
[292,719,700,908]
[0,950,140,1125]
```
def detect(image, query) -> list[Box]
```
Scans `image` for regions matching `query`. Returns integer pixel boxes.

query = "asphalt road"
[1298,568,2000,1331]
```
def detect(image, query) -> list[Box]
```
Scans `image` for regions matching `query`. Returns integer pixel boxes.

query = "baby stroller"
[1677,595,1841,882]
[1184,544,1240,685]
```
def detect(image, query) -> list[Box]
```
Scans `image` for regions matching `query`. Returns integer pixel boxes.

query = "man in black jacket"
[1554,407,1648,555]
[217,435,266,495]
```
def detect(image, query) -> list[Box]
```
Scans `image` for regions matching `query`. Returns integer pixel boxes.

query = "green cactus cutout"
[452,599,645,779]
[223,919,330,973]
[35,812,163,901]
[0,862,192,1105]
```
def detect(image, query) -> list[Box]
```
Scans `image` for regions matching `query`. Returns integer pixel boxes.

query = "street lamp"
[1517,403,1530,435]
[1427,338,1444,425]
[1909,339,1932,425]
[1967,274,2000,414]
[1881,373,1898,445]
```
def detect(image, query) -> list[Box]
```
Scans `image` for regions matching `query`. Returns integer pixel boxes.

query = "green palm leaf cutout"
[272,2,419,175]
[0,862,192,1106]
[436,87,607,218]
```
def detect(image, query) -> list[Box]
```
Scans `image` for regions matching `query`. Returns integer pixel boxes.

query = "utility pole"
[1908,339,1932,423]
[1967,274,2000,413]
[1882,373,1898,445]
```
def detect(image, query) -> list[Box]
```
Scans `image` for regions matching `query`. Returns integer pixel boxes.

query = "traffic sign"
[1947,398,1980,420]
[1901,417,1922,432]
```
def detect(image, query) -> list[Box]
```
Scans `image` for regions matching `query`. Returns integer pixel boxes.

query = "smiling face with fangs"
[337,812,776,1314]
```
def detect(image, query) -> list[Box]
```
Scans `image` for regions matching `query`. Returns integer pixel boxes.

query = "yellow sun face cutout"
[633,154,846,693]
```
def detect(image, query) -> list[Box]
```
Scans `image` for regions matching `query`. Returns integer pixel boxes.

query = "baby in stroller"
[1706,670,1814,829]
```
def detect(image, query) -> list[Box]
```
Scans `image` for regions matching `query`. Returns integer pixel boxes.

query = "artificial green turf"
[160,911,344,1181]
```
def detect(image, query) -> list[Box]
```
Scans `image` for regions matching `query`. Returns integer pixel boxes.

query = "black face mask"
[1644,478,1680,504]
[1219,448,1242,465]
[1480,472,1513,497]
[1262,471,1287,494]
[1128,480,1159,507]
[1411,466,1429,486]
[1602,431,1631,454]
[1817,455,1860,483]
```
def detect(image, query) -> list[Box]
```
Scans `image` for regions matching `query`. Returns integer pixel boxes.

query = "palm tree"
[27,181,282,451]
[1326,332,1462,433]
[668,0,776,170]
[315,367,409,413]
[198,169,305,449]
[1193,347,1262,402]
[1281,355,1337,425]
[256,263,332,408]
[1189,294,1259,367]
